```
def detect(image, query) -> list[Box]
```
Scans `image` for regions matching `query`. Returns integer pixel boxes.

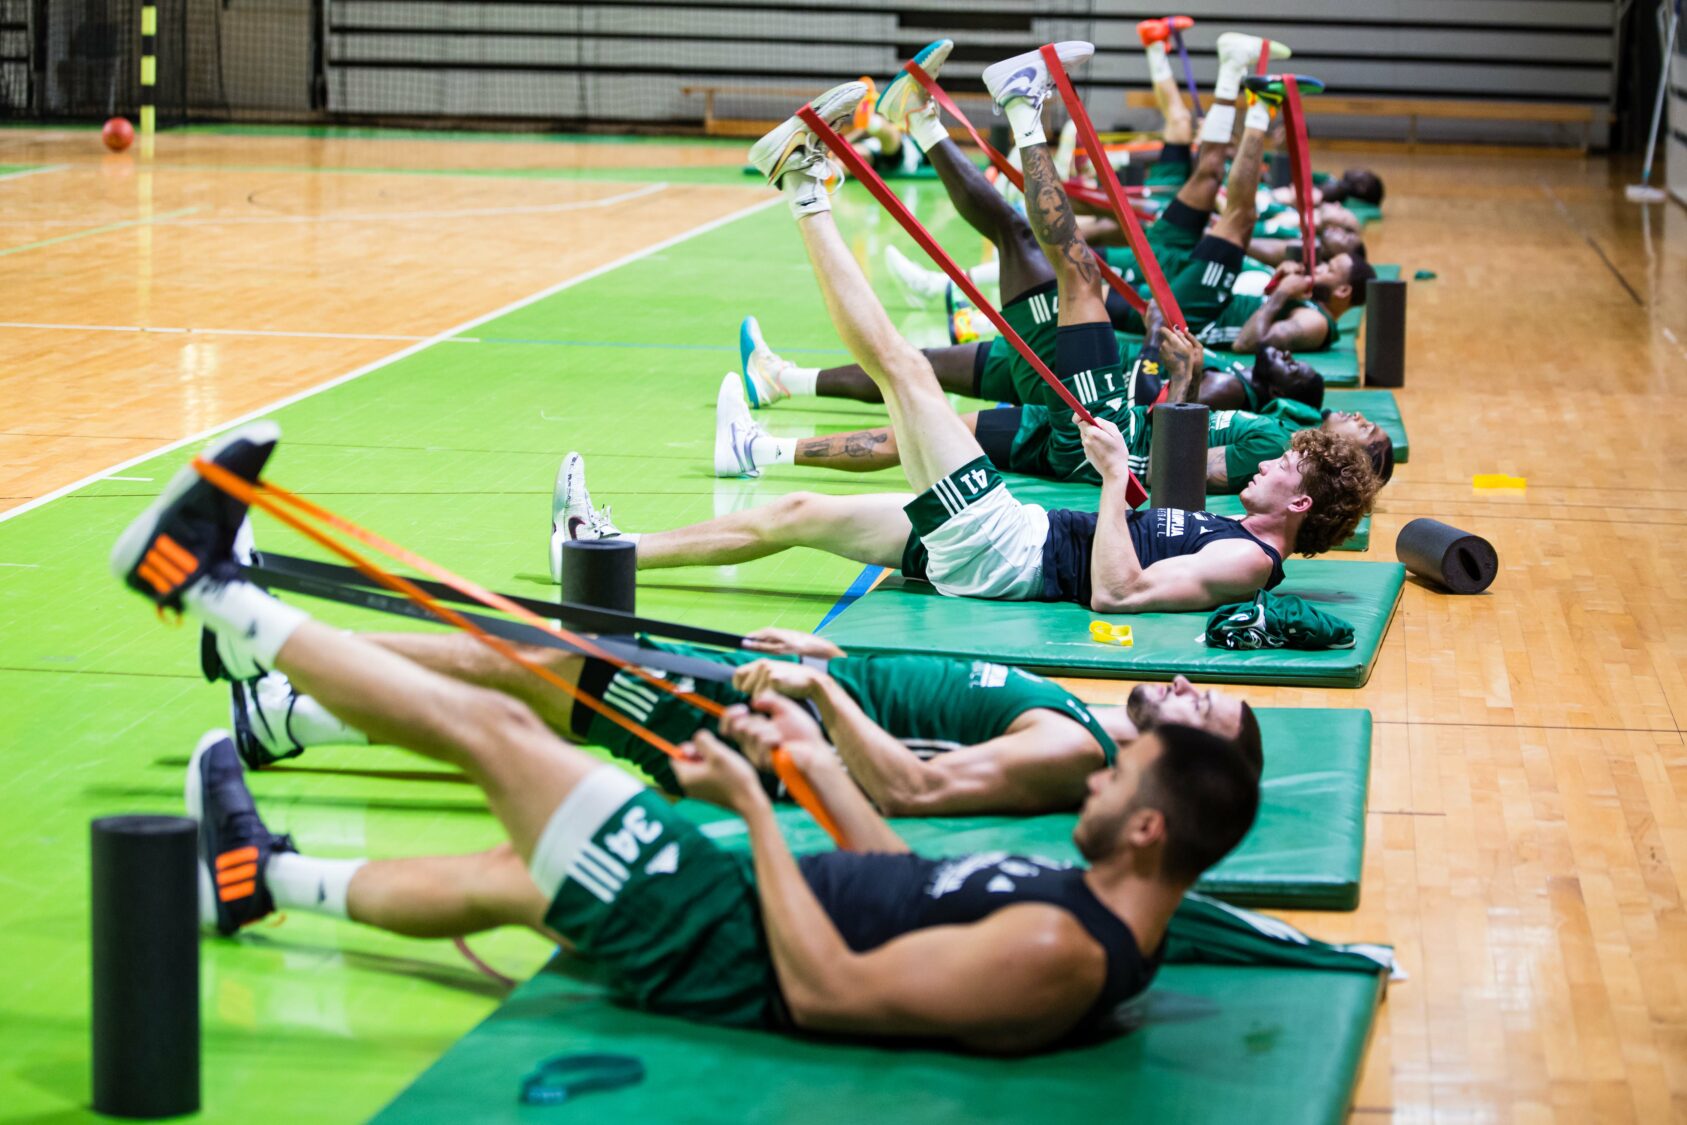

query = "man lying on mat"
[714,319,1393,491]
[555,76,1380,615]
[211,589,1259,816]
[113,426,1260,1052]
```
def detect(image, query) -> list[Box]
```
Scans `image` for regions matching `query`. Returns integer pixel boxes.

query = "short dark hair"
[1344,255,1378,306]
[1234,703,1263,776]
[1341,168,1385,205]
[1369,430,1395,484]
[1137,723,1261,884]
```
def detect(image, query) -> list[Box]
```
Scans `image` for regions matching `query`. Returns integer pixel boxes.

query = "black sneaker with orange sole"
[186,730,295,935]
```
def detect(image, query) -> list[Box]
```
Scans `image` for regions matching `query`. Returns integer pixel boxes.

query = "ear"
[1333,282,1352,302]
[1288,491,1314,515]
[1127,807,1166,849]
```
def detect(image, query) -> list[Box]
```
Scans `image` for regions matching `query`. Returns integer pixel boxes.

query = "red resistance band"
[191,459,849,848]
[1280,76,1316,275]
[904,62,1148,317]
[797,104,1148,509]
[1040,45,1186,332]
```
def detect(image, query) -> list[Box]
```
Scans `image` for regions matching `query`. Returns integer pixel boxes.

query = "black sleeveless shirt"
[798,850,1159,1031]
[1040,507,1286,605]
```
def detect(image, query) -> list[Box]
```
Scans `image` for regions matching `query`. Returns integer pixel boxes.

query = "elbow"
[874,774,946,819]
[1090,591,1130,614]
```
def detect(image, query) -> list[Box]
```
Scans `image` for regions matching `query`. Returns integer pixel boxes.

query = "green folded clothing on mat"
[1207,591,1356,651]
[820,560,1405,686]
[1000,473,1371,551]
[682,706,1372,910]
[378,934,1388,1125]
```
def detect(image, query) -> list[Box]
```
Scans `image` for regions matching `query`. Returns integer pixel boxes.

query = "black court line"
[1540,183,1646,307]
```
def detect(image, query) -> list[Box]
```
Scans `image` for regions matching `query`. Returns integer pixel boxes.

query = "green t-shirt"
[1208,399,1325,488]
[1198,293,1340,352]
[829,654,1119,765]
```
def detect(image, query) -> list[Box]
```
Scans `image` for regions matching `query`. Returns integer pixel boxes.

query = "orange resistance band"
[191,458,847,849]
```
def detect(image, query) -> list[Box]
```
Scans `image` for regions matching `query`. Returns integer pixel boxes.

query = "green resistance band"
[520,1053,645,1106]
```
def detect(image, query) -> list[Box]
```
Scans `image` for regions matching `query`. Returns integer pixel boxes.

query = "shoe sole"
[877,39,952,123]
[109,420,281,586]
[982,41,1094,103]
[738,316,764,407]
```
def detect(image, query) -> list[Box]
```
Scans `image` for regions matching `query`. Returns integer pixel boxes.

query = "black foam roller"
[1148,403,1209,513]
[561,538,637,616]
[1363,278,1407,388]
[91,815,200,1118]
[1395,518,1498,594]
[1269,152,1293,189]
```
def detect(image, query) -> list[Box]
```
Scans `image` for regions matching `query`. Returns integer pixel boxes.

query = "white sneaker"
[884,244,946,306]
[738,315,793,408]
[1216,32,1292,73]
[876,39,954,126]
[714,374,765,478]
[549,452,623,583]
[747,81,868,186]
[982,42,1094,115]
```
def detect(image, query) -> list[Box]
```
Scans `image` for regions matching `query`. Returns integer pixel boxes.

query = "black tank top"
[1040,507,1286,605]
[798,850,1159,1031]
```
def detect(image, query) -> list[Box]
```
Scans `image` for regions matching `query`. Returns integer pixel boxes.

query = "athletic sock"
[782,170,830,219]
[1145,43,1173,85]
[1003,98,1046,149]
[186,578,308,677]
[1245,97,1272,135]
[781,366,820,396]
[908,102,948,154]
[748,434,796,469]
[265,851,364,919]
[1199,103,1237,146]
[255,674,369,749]
[969,260,1001,287]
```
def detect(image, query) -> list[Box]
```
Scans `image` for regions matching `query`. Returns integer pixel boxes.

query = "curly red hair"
[1290,429,1381,555]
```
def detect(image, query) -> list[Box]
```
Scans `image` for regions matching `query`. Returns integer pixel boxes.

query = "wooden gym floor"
[0,126,1684,1122]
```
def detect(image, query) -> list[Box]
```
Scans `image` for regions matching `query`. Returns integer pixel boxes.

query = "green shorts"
[1146,152,1191,188]
[537,770,782,1029]
[975,283,1059,405]
[575,641,776,795]
[1099,199,1208,286]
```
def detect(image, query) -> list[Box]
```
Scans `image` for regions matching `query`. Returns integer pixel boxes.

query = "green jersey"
[582,642,1117,794]
[1197,293,1340,352]
[1208,399,1325,488]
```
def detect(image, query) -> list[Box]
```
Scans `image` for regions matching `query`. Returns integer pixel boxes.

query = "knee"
[769,491,826,535]
[457,685,551,759]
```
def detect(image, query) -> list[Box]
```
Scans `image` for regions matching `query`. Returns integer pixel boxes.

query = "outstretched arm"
[1232,271,1327,353]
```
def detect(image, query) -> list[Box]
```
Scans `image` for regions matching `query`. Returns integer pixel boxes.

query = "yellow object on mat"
[1090,620,1134,646]
[1472,474,1527,490]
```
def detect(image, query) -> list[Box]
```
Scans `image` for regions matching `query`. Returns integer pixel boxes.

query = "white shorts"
[902,458,1048,600]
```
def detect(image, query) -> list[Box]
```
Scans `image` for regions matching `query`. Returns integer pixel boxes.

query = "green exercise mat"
[1324,388,1408,462]
[999,474,1371,551]
[820,560,1404,687]
[375,958,1383,1125]
[676,706,1371,910]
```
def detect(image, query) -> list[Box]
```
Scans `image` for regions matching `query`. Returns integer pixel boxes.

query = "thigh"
[788,491,917,569]
[1166,235,1246,332]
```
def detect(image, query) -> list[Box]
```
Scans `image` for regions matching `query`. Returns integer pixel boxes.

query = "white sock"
[186,579,308,674]
[749,434,796,468]
[617,532,641,547]
[908,103,948,153]
[255,674,369,749]
[969,260,1001,287]
[1245,98,1272,134]
[1053,119,1078,178]
[781,366,820,396]
[1213,58,1247,103]
[1200,103,1237,146]
[782,172,829,219]
[1145,43,1173,85]
[1003,99,1045,148]
[266,852,364,919]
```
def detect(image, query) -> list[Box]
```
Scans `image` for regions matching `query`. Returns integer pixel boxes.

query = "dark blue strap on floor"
[519,1053,644,1106]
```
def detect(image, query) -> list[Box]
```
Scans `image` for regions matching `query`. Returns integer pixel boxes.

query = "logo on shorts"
[644,842,680,876]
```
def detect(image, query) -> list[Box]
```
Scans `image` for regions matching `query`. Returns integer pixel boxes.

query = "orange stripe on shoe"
[136,561,174,595]
[218,880,256,902]
[142,550,186,586]
[217,846,259,869]
[155,534,198,573]
[216,863,258,885]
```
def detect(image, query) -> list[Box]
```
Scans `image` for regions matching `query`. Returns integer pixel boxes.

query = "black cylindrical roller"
[561,538,637,616]
[1395,518,1498,594]
[91,815,200,1119]
[1363,278,1407,388]
[1148,403,1209,514]
[1269,152,1293,189]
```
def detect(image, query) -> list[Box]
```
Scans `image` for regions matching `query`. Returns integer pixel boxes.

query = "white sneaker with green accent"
[714,374,766,478]
[746,81,869,186]
[738,315,794,408]
[982,42,1094,114]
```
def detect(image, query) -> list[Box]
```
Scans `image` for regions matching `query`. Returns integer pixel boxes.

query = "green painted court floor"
[0,168,992,1121]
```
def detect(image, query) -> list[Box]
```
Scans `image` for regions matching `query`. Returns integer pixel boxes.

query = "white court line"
[0,193,782,527]
[0,164,68,183]
[0,180,668,227]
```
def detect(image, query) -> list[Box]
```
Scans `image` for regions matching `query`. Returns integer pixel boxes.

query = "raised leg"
[816,344,984,403]
[924,138,1053,303]
[632,490,913,570]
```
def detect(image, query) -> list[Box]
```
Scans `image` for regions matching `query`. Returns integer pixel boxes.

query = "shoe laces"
[589,504,621,537]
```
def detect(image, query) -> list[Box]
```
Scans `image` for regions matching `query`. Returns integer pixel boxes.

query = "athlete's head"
[1319,225,1366,262]
[1312,252,1375,311]
[1321,409,1394,484]
[1323,168,1385,206]
[1073,725,1260,884]
[1314,201,1362,233]
[1253,346,1324,409]
[1121,677,1262,774]
[1241,428,1380,555]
